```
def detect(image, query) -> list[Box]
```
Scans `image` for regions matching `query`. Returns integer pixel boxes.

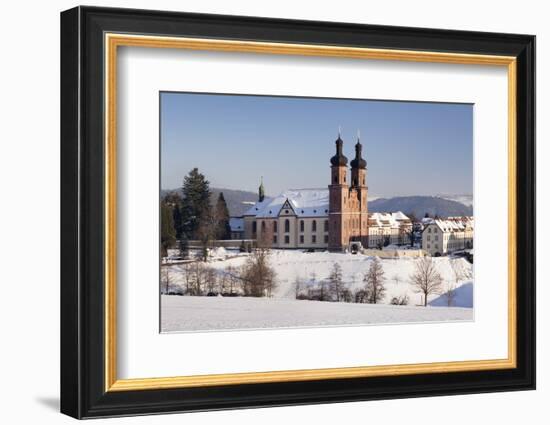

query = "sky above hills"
[161,92,473,197]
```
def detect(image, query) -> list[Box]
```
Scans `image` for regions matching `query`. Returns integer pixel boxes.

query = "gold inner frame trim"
[104,33,517,392]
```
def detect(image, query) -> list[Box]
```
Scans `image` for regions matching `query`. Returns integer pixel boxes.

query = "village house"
[421,216,474,256]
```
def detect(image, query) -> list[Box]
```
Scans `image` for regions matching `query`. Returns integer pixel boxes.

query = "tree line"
[292,256,463,307]
[161,168,231,259]
[161,244,277,297]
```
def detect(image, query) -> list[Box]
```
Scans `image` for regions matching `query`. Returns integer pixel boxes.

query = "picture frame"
[60,5,535,419]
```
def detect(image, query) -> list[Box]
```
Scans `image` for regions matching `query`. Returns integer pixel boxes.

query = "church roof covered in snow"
[229,217,244,232]
[244,189,329,218]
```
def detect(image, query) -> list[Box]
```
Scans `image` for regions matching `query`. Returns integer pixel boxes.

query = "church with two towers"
[240,133,375,251]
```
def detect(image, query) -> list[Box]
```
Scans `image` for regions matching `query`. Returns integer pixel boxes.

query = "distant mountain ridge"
[369,196,472,218]
[162,188,473,219]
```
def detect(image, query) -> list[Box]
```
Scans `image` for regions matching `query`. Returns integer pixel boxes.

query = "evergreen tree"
[164,192,183,239]
[160,201,176,257]
[180,168,212,239]
[214,192,231,240]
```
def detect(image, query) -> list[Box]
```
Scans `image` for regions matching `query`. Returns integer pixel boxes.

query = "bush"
[390,295,409,305]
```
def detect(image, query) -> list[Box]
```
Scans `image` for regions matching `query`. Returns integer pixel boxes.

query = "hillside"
[162,189,473,218]
[369,196,473,218]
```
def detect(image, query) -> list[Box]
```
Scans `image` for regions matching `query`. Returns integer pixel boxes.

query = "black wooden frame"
[60,6,536,419]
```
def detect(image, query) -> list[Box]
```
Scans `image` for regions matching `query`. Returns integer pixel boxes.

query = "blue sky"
[161,92,473,197]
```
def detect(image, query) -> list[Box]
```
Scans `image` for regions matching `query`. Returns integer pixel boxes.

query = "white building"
[422,216,474,256]
[241,188,412,250]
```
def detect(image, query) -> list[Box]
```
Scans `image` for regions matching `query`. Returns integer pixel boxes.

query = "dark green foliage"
[160,201,176,257]
[214,192,231,240]
[180,168,212,240]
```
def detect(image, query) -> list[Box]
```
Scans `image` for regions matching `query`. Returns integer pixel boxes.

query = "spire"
[330,131,348,167]
[258,176,265,202]
[350,129,366,169]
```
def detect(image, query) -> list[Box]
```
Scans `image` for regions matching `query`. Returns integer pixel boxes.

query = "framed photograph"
[60,6,535,419]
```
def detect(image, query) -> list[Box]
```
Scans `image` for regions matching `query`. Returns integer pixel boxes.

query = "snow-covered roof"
[426,216,474,233]
[244,189,329,218]
[368,212,411,228]
[229,217,244,232]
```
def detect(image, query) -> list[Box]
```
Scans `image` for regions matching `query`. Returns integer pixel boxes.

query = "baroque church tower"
[328,133,368,251]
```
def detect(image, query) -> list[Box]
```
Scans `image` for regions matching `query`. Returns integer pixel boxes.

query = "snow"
[161,295,472,332]
[162,250,474,331]
[244,188,329,218]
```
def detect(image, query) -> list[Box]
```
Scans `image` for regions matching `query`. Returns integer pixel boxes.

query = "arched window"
[312,220,317,232]
[273,221,277,232]
[300,220,304,232]
[285,219,290,233]
[261,221,266,232]
[324,220,329,232]
[252,221,257,233]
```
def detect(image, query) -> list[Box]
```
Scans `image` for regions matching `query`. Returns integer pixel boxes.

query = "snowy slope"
[161,295,473,332]
[166,250,474,307]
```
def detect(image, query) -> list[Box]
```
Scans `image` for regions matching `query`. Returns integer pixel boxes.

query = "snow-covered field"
[161,295,472,332]
[162,249,474,332]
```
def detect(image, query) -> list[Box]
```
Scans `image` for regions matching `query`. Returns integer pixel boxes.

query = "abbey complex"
[231,135,414,252]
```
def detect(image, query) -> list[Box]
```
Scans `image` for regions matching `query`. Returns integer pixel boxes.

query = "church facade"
[240,134,411,251]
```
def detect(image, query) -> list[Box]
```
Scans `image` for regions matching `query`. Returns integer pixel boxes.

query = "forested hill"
[162,189,472,219]
[369,196,473,218]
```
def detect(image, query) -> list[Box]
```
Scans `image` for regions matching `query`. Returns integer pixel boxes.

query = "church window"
[334,175,337,183]
[285,219,290,233]
[285,235,290,244]
[312,220,317,232]
[300,220,304,232]
[312,235,317,243]
[300,235,304,244]
[252,222,257,233]
[261,221,266,232]
[273,221,277,232]
[273,235,277,244]
[324,220,329,231]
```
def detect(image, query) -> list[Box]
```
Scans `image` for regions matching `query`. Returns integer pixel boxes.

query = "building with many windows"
[421,217,474,256]
[236,134,412,250]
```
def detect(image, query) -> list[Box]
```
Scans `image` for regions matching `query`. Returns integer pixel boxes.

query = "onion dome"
[330,136,348,166]
[350,139,367,169]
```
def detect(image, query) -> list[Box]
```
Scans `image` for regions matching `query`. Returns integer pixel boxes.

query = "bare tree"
[363,257,386,304]
[443,281,457,307]
[224,265,240,295]
[190,261,206,295]
[410,256,443,306]
[161,266,172,294]
[204,267,217,294]
[293,275,304,299]
[240,248,277,297]
[183,262,193,294]
[196,212,217,262]
[328,263,346,301]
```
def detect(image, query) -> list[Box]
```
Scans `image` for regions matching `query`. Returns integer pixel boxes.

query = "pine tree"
[214,192,231,240]
[164,192,183,239]
[160,201,176,258]
[180,168,212,239]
